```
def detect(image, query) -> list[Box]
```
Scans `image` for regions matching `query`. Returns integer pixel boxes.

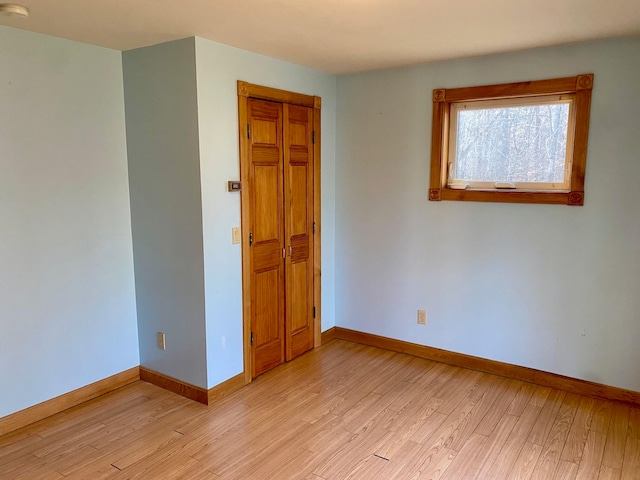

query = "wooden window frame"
[429,74,594,206]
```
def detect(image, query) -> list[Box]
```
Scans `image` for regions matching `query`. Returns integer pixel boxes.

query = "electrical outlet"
[157,332,166,350]
[232,227,241,245]
[417,310,427,325]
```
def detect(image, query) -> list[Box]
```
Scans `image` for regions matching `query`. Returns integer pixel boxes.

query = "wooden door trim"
[312,100,321,348]
[238,91,251,385]
[238,81,322,384]
[238,81,318,108]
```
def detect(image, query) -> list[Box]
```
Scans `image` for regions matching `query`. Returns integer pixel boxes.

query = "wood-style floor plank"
[553,460,579,480]
[507,383,540,416]
[509,441,543,480]
[603,402,631,470]
[528,388,567,446]
[530,392,581,480]
[591,399,614,435]
[628,408,640,439]
[621,437,640,480]
[474,378,522,436]
[561,396,596,464]
[599,466,623,480]
[447,376,507,452]
[439,432,487,479]
[483,404,543,478]
[471,414,520,479]
[575,431,607,479]
[0,339,637,480]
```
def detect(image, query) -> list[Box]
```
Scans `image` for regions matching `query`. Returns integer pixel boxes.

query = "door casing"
[237,81,322,384]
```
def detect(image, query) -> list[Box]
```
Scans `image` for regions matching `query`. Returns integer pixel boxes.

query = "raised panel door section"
[253,166,279,242]
[248,99,285,378]
[284,104,314,361]
[253,268,281,375]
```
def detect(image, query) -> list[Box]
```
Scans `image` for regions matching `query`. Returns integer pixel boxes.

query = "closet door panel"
[248,99,285,378]
[284,104,314,361]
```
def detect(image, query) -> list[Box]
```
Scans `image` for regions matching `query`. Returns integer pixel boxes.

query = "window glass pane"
[455,103,570,183]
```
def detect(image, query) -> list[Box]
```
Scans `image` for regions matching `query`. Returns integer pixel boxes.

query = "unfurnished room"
[1,1,639,478]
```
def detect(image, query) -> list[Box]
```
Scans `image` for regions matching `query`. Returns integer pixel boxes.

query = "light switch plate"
[232,227,241,244]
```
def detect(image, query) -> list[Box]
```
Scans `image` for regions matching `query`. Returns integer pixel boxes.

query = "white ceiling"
[1,0,639,74]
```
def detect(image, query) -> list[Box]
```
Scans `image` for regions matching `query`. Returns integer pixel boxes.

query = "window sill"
[430,188,584,205]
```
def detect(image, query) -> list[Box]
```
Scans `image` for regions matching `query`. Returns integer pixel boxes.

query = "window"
[429,74,593,205]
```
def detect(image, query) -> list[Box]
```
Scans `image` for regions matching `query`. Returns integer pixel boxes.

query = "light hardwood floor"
[1,340,639,479]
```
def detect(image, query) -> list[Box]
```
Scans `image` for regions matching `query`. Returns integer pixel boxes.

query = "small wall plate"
[228,181,241,192]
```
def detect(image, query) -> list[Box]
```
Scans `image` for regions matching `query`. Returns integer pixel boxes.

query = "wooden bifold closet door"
[243,93,316,379]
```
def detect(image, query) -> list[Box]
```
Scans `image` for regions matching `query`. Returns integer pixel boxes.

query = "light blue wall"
[120,36,337,390]
[0,26,139,417]
[194,38,337,388]
[123,38,208,388]
[335,37,640,392]
[4,22,634,421]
